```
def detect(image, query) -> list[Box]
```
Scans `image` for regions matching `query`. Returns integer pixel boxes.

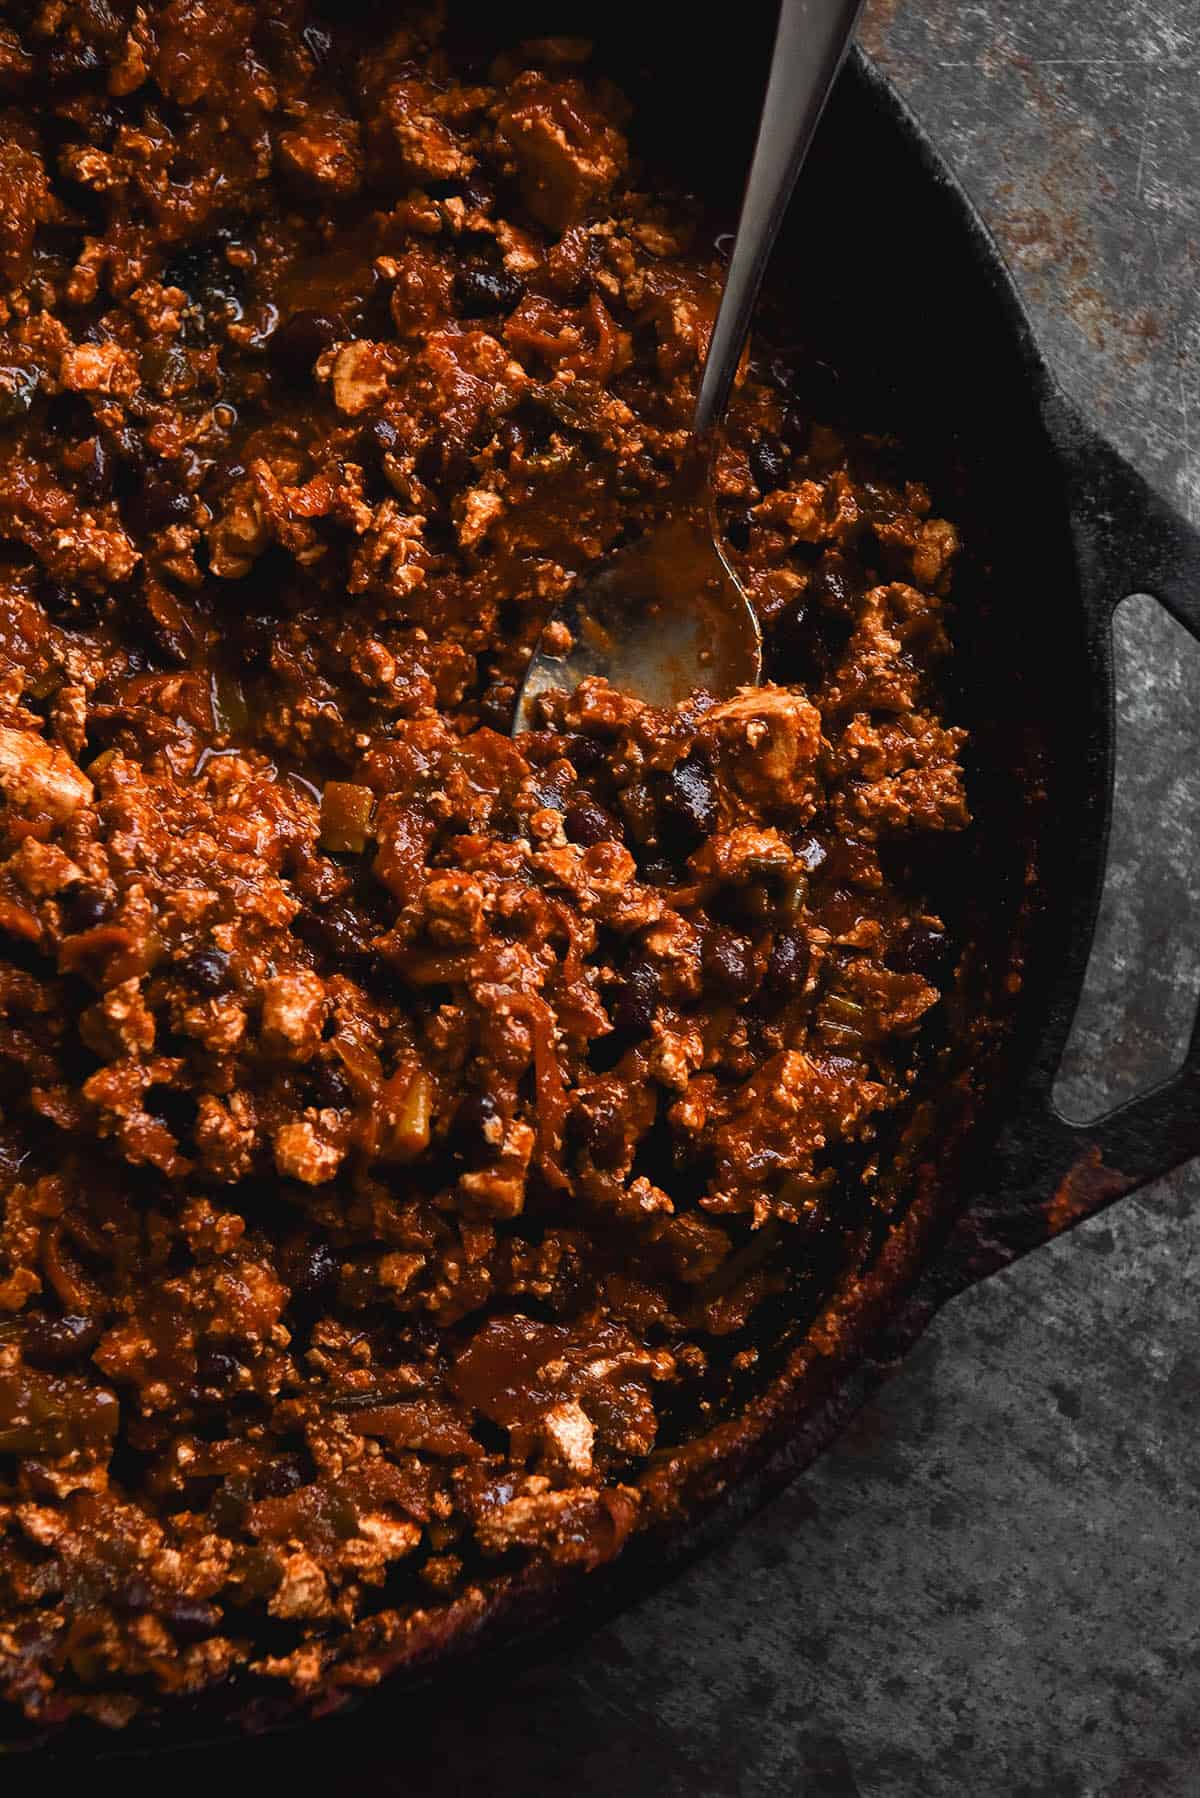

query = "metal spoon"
[513,0,866,734]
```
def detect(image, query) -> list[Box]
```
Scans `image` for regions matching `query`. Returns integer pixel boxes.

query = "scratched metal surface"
[65,4,1200,1795]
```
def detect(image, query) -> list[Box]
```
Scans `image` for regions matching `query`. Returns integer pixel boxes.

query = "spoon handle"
[692,0,866,440]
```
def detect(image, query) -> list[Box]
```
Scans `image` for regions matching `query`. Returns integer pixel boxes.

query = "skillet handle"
[1049,390,1200,644]
[1048,388,1200,1170]
[926,397,1200,1294]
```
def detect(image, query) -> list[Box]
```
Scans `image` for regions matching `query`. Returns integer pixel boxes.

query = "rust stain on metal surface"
[1045,1147,1129,1238]
[862,14,1169,373]
[860,0,903,61]
[987,49,1163,366]
[993,51,1180,377]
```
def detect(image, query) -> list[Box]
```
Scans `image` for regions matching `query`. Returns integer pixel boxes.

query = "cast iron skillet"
[15,12,1200,1756]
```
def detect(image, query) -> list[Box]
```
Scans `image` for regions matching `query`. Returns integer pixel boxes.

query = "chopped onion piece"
[320,781,374,853]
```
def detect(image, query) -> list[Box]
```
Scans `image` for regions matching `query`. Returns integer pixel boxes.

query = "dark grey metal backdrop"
[59,4,1200,1794]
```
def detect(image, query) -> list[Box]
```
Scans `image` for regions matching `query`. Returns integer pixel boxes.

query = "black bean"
[361,416,399,459]
[767,596,809,671]
[781,404,810,450]
[207,454,247,494]
[424,178,464,201]
[39,578,102,632]
[146,617,192,671]
[569,1100,626,1170]
[638,854,677,887]
[79,434,110,499]
[703,928,757,1001]
[454,265,523,317]
[427,177,494,211]
[365,953,417,1009]
[110,422,147,497]
[562,734,604,773]
[416,435,468,488]
[564,793,622,847]
[529,770,573,813]
[768,585,854,688]
[179,947,231,994]
[48,38,101,82]
[22,1312,101,1369]
[612,957,660,1040]
[44,388,93,439]
[309,1062,353,1110]
[749,435,789,493]
[659,754,716,855]
[506,396,557,458]
[809,559,855,614]
[63,884,114,932]
[460,179,495,214]
[414,439,441,485]
[38,579,71,622]
[195,1345,240,1387]
[162,240,234,302]
[617,780,655,849]
[206,1485,249,1534]
[724,509,753,552]
[451,1091,501,1165]
[295,902,371,966]
[140,344,191,398]
[270,308,344,375]
[127,470,193,535]
[765,927,810,999]
[888,923,950,981]
[147,1086,197,1145]
[283,1240,338,1309]
[118,1576,156,1615]
[233,610,278,675]
[163,1597,220,1643]
[258,1454,306,1499]
[164,240,246,347]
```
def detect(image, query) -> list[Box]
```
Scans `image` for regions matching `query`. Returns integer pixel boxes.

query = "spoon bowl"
[512,455,762,731]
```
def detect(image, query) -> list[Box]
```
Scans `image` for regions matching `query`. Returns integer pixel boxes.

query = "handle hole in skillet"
[1053,593,1200,1124]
